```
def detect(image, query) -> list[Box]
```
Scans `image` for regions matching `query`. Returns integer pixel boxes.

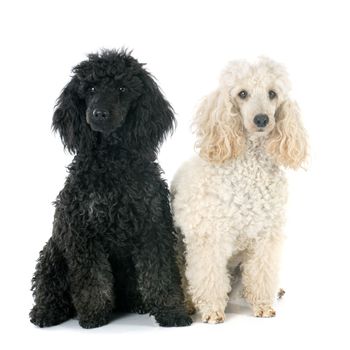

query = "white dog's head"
[194,57,307,169]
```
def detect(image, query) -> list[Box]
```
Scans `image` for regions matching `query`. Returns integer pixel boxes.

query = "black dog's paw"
[155,311,192,327]
[79,314,110,329]
[30,305,68,328]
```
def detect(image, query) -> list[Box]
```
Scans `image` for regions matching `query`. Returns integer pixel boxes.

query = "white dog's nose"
[253,114,269,128]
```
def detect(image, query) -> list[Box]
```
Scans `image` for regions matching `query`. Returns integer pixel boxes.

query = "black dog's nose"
[253,114,269,128]
[93,109,110,119]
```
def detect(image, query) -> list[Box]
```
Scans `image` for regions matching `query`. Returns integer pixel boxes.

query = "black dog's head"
[52,50,175,156]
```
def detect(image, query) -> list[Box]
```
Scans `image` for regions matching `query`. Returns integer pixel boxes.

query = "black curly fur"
[29,49,192,328]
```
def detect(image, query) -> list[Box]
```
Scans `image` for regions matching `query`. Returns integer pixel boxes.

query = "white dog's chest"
[208,154,287,238]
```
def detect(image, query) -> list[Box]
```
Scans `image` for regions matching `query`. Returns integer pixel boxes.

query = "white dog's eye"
[238,90,248,99]
[269,90,277,99]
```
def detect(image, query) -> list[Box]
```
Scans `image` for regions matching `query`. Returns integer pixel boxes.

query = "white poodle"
[171,57,308,323]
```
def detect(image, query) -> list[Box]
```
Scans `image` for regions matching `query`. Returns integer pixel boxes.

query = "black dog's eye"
[238,90,248,99]
[119,87,127,93]
[88,86,96,94]
[269,90,277,99]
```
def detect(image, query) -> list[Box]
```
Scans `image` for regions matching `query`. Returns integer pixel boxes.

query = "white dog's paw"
[202,310,225,324]
[254,305,276,318]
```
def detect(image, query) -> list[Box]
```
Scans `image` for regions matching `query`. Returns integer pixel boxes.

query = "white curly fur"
[171,57,308,323]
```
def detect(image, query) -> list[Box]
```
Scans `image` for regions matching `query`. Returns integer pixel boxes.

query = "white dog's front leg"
[185,237,231,324]
[241,233,284,317]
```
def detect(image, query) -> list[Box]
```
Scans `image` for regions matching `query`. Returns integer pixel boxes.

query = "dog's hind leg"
[30,238,74,327]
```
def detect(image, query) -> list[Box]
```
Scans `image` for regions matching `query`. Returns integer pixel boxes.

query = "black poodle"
[29,50,192,328]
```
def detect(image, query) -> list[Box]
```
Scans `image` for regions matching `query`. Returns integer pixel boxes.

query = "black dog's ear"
[52,76,87,153]
[127,72,175,156]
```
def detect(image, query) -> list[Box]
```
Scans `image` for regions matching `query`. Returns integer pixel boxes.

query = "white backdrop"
[1,0,349,349]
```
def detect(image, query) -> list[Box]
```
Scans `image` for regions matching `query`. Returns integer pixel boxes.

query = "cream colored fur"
[171,57,307,323]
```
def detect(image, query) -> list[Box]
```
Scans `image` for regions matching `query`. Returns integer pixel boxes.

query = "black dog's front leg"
[133,231,192,327]
[67,239,114,329]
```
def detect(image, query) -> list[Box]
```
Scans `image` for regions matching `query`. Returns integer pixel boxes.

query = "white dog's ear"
[194,89,245,163]
[266,100,308,169]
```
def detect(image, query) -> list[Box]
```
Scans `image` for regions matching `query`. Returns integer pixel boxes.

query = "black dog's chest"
[60,154,163,252]
[82,187,137,253]
[85,180,140,224]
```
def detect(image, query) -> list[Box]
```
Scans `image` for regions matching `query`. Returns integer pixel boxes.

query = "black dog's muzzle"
[92,108,110,121]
